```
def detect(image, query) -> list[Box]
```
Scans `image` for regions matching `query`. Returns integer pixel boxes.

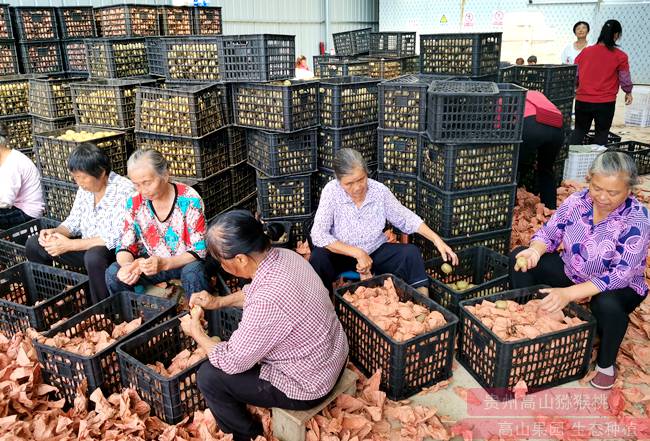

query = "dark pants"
[309,242,428,291]
[519,116,564,209]
[509,246,645,368]
[569,100,617,146]
[197,362,333,441]
[0,207,32,230]
[105,259,209,299]
[25,236,114,304]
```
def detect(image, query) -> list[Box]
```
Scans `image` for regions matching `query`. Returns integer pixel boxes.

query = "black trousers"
[519,116,564,209]
[309,242,428,292]
[568,100,616,146]
[509,246,645,368]
[197,362,331,441]
[25,236,115,304]
[0,207,32,230]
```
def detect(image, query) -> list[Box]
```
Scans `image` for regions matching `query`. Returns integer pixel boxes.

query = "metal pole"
[324,0,331,53]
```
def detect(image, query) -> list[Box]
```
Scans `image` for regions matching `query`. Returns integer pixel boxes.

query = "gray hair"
[127,149,168,176]
[332,148,369,179]
[588,151,639,187]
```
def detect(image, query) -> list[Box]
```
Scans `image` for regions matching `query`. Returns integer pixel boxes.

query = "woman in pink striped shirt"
[181,210,348,441]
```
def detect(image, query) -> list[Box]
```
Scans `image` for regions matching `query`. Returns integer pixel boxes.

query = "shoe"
[590,369,616,390]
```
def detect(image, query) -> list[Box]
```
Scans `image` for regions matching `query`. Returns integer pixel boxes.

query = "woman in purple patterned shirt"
[510,151,650,390]
[310,148,458,296]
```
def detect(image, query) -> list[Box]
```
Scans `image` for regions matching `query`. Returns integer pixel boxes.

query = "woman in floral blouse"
[105,149,209,299]
[26,144,134,304]
[511,151,650,390]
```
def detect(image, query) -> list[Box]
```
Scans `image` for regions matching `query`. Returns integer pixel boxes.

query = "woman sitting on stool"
[26,144,133,304]
[309,148,458,295]
[182,210,348,441]
[510,151,649,390]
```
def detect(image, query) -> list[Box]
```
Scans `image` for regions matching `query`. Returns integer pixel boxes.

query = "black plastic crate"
[179,169,232,221]
[219,34,295,82]
[420,32,502,77]
[0,4,11,39]
[233,80,318,132]
[34,126,127,183]
[334,274,457,401]
[28,74,86,120]
[314,168,335,203]
[318,123,377,170]
[247,128,317,177]
[553,96,573,132]
[457,286,596,400]
[257,172,313,219]
[136,83,225,138]
[582,130,621,145]
[192,6,223,36]
[319,76,380,128]
[0,75,30,117]
[377,129,425,177]
[41,178,77,222]
[0,40,19,76]
[147,37,222,82]
[313,56,369,78]
[606,141,650,175]
[85,38,149,79]
[230,162,257,203]
[32,116,75,134]
[427,81,525,143]
[412,228,512,262]
[71,77,159,129]
[135,129,229,179]
[159,6,193,36]
[61,40,89,74]
[14,7,58,41]
[376,172,418,212]
[95,5,159,38]
[0,263,88,337]
[419,182,516,238]
[378,74,454,132]
[228,126,247,166]
[370,32,416,57]
[117,308,241,424]
[333,28,371,56]
[19,41,64,75]
[0,218,70,272]
[425,246,509,315]
[1,114,32,149]
[34,291,176,405]
[498,65,576,101]
[367,55,418,80]
[57,7,95,39]
[419,141,519,191]
[229,192,257,216]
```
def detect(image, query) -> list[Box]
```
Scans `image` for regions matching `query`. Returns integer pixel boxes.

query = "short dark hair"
[67,143,112,179]
[573,21,590,34]
[208,210,283,260]
[527,55,537,63]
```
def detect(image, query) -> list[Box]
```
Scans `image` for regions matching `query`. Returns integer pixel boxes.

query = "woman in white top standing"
[0,122,44,229]
[562,21,590,64]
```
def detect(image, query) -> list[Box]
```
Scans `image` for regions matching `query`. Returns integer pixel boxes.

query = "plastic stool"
[338,271,360,282]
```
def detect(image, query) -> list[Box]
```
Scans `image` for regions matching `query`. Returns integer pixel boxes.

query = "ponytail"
[597,19,622,50]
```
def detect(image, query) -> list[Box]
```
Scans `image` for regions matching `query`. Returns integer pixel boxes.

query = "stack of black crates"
[499,64,578,191]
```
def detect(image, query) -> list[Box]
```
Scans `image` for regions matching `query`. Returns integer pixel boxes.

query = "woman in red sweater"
[568,20,633,146]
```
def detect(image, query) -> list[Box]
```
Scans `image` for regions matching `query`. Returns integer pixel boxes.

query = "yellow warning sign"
[440,15,448,24]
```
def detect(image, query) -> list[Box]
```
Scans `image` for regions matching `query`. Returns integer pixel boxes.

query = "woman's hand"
[38,228,56,245]
[189,290,222,310]
[625,93,633,105]
[42,233,73,257]
[514,248,541,272]
[117,260,142,286]
[433,238,459,265]
[140,256,165,276]
[179,311,203,338]
[538,287,573,314]
[354,249,373,274]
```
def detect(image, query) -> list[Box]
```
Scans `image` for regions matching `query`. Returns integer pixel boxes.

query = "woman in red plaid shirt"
[181,210,349,441]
